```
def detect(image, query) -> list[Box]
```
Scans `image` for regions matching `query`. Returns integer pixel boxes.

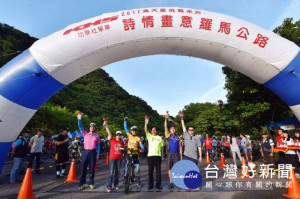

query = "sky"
[0,0,299,116]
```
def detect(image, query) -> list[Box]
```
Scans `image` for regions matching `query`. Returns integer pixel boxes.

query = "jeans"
[28,152,42,169]
[79,150,97,186]
[10,157,25,181]
[206,149,214,161]
[107,158,121,187]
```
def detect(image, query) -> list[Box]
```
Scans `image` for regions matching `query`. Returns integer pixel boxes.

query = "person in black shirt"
[55,128,70,178]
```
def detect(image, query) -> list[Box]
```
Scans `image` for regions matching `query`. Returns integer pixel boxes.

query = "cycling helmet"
[130,126,138,131]
[89,123,97,128]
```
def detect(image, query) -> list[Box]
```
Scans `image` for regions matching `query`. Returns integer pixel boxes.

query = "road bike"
[122,148,140,194]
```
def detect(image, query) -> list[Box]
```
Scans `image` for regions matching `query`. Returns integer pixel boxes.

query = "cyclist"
[123,117,144,188]
[164,112,182,189]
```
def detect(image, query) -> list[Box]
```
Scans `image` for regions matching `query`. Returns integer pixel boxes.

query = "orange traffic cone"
[17,168,37,199]
[65,159,78,183]
[94,160,98,171]
[240,157,249,178]
[283,166,300,198]
[219,154,226,169]
[205,151,211,163]
[241,157,246,165]
[105,153,109,165]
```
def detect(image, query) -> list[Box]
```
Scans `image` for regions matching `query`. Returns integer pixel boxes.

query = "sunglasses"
[116,134,122,136]
[188,129,194,131]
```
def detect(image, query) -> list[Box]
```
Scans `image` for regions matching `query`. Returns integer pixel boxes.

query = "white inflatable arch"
[0,7,299,173]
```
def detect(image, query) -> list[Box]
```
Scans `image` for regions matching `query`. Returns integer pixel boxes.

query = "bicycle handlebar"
[120,148,141,154]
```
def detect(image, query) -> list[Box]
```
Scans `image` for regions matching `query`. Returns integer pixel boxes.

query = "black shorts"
[166,153,180,169]
[126,154,139,164]
[55,152,69,164]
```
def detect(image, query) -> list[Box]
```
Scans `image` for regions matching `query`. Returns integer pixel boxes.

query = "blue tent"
[68,131,77,139]
[75,130,84,139]
[267,116,300,130]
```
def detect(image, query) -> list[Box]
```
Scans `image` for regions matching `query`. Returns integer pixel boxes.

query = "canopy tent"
[68,131,77,139]
[267,116,300,130]
[75,130,84,139]
[51,134,59,139]
[51,131,76,139]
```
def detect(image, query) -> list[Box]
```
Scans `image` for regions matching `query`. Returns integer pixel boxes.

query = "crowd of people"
[7,111,300,191]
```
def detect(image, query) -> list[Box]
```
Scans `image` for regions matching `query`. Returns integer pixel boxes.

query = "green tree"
[220,18,299,134]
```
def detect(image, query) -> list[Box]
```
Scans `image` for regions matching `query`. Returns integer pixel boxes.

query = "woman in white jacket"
[228,134,242,166]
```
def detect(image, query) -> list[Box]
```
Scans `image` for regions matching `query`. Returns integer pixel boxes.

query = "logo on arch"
[171,160,202,189]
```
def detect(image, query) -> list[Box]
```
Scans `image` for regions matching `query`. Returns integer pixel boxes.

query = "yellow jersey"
[126,132,142,154]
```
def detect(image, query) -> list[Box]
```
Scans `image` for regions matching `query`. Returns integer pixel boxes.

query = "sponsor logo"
[171,160,202,189]
[63,15,119,35]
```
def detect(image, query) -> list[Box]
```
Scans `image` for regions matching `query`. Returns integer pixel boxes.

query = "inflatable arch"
[0,7,299,173]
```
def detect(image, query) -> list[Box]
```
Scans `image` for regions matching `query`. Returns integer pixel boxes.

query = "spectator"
[283,131,299,176]
[240,133,248,162]
[228,134,242,166]
[276,129,285,164]
[55,128,70,178]
[10,130,30,183]
[246,135,253,162]
[294,132,300,163]
[260,132,275,168]
[203,134,214,162]
[28,129,44,174]
[200,136,204,146]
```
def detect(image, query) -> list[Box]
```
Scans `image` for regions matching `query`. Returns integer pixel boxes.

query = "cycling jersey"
[124,120,144,155]
[165,131,181,154]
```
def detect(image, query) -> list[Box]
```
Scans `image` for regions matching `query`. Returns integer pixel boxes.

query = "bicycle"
[69,146,83,162]
[122,148,141,194]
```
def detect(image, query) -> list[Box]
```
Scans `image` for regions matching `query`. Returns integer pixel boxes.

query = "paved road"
[0,155,293,199]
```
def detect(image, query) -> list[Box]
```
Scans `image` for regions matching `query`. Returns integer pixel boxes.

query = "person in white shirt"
[228,134,242,166]
[283,131,299,176]
[245,135,253,162]
[28,129,44,174]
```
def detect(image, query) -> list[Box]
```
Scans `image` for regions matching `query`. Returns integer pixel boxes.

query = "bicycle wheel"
[125,161,132,194]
